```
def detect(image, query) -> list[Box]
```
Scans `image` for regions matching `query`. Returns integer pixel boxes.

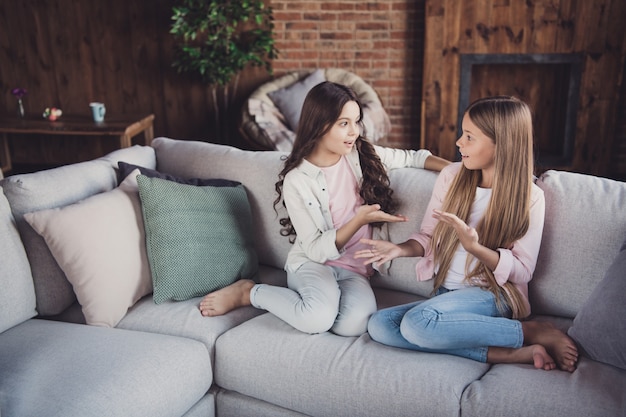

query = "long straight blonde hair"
[431,96,535,318]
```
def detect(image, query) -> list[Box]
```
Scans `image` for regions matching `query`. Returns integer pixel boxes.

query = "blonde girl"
[357,96,579,371]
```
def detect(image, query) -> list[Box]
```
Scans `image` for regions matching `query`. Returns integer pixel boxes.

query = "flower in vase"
[11,87,28,118]
[11,87,28,99]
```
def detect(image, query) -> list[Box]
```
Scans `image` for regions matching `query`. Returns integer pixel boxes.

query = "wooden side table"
[0,114,155,175]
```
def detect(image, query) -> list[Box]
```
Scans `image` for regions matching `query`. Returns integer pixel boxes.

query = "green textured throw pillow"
[136,175,258,304]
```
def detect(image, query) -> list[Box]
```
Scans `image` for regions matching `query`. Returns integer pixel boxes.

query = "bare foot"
[528,344,557,370]
[487,345,556,370]
[199,279,255,317]
[522,321,578,372]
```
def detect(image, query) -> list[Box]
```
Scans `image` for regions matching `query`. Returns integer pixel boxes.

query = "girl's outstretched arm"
[355,238,424,266]
[424,154,451,172]
[335,204,407,250]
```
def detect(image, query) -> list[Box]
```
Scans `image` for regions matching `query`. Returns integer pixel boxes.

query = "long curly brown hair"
[273,81,397,240]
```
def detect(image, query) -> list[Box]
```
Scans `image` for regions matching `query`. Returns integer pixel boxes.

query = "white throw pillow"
[24,170,152,327]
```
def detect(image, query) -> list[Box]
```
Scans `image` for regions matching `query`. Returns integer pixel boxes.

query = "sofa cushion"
[137,176,258,304]
[567,239,626,370]
[216,390,310,417]
[0,319,212,417]
[152,137,292,270]
[370,167,439,298]
[461,358,626,417]
[0,145,156,316]
[117,264,287,367]
[24,171,153,327]
[267,69,325,130]
[215,313,488,417]
[532,170,626,317]
[0,186,36,333]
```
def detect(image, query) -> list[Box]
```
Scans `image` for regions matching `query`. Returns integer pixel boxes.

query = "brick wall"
[270,0,425,149]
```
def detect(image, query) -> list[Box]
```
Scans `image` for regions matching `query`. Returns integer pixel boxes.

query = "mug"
[89,102,106,122]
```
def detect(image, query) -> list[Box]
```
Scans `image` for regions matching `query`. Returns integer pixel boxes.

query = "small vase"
[17,98,25,118]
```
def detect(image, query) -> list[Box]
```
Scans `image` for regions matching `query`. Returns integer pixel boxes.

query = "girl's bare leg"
[199,279,255,317]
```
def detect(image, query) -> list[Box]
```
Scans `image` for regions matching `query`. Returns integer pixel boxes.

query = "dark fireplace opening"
[458,53,583,171]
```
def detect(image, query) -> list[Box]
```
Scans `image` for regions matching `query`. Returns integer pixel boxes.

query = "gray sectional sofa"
[1,137,625,417]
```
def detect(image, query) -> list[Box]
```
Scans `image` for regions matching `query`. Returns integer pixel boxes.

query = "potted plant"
[170,0,278,142]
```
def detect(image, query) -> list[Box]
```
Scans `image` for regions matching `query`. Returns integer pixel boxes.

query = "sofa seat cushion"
[0,319,212,417]
[461,358,626,417]
[215,313,488,417]
[216,390,310,417]
[116,264,288,366]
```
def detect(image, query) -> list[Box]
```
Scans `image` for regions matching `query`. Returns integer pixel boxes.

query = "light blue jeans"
[367,286,523,362]
[250,261,377,336]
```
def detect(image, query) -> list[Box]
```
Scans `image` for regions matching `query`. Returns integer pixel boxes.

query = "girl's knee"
[399,305,439,347]
[332,301,376,337]
[367,309,399,343]
[332,310,371,337]
[367,313,384,341]
[294,308,337,334]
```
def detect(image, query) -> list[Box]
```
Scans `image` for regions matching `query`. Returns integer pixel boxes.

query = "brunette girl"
[200,81,448,336]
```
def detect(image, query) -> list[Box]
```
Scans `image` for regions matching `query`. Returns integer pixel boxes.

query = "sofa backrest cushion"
[370,167,438,297]
[152,137,292,270]
[0,146,156,316]
[0,186,37,333]
[532,170,626,317]
[154,137,439,297]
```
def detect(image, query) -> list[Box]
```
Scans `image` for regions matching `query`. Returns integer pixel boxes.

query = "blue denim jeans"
[367,286,523,362]
[251,262,377,336]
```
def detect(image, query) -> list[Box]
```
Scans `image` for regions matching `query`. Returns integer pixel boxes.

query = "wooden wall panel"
[0,0,624,178]
[0,0,267,165]
[422,0,626,178]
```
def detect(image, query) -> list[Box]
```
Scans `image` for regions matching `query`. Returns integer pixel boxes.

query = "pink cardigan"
[409,163,545,315]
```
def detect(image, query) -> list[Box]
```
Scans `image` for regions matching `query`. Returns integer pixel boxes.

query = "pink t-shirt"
[321,156,373,277]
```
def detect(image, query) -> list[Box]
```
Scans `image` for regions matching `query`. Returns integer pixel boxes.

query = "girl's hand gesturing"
[432,209,479,251]
[356,204,407,225]
[355,238,402,265]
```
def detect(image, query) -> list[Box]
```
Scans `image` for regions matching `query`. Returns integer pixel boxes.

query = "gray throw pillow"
[268,69,325,130]
[567,239,626,370]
